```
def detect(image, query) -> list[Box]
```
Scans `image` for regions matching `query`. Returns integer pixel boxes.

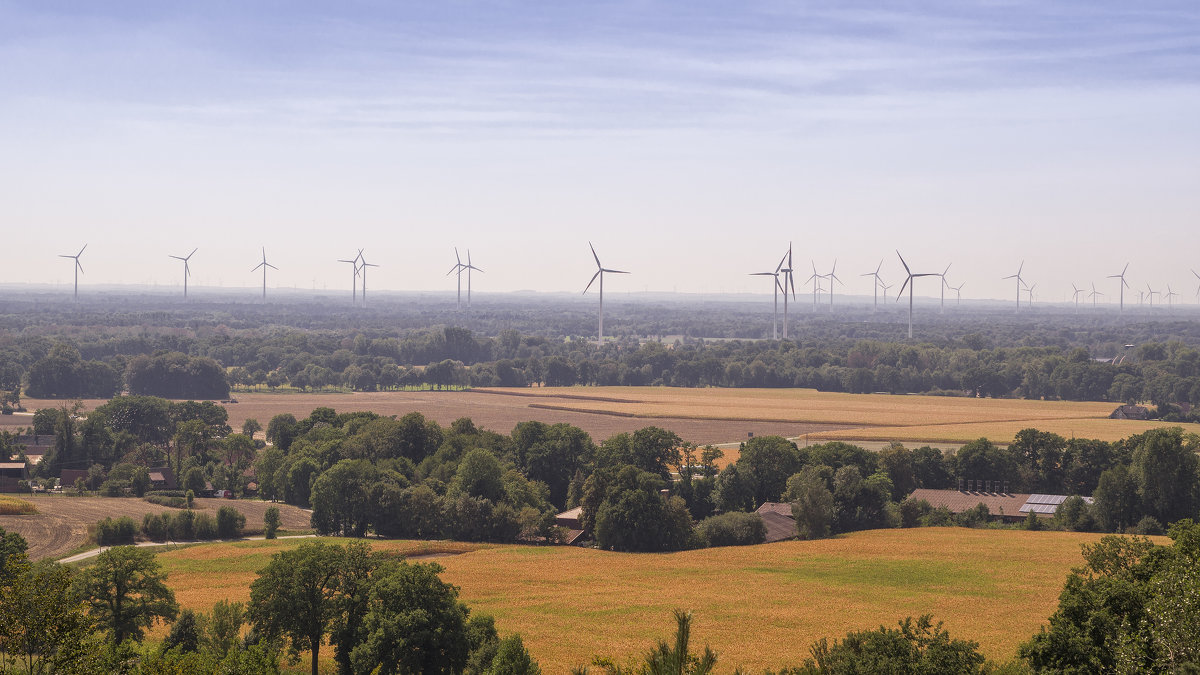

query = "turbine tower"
[1024,282,1037,307]
[359,253,378,305]
[861,259,885,312]
[1071,284,1085,313]
[895,250,937,339]
[338,249,362,304]
[1002,262,1025,311]
[58,244,86,301]
[823,259,842,310]
[169,248,197,299]
[806,261,822,312]
[780,243,796,338]
[937,263,952,314]
[1108,263,1130,313]
[749,252,785,339]
[447,248,466,309]
[251,248,277,300]
[464,250,483,306]
[583,242,629,344]
[1089,282,1104,309]
[1145,283,1159,308]
[1166,285,1179,311]
[1193,270,1200,301]
[951,282,964,306]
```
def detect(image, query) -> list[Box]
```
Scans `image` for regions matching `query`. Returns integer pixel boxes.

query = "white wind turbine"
[1089,282,1104,309]
[1024,282,1037,307]
[338,249,362,305]
[359,252,378,305]
[806,261,822,312]
[169,248,197,299]
[447,248,467,309]
[779,243,797,338]
[1145,283,1160,308]
[951,282,964,306]
[251,248,277,300]
[1166,285,1179,311]
[1002,262,1025,312]
[1108,263,1130,313]
[1071,284,1085,313]
[823,259,842,310]
[895,250,937,339]
[583,242,630,344]
[861,259,886,312]
[464,251,483,306]
[749,251,787,339]
[59,244,86,301]
[937,263,952,314]
[1193,270,1200,302]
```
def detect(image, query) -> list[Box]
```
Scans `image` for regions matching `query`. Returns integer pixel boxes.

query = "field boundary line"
[470,389,644,404]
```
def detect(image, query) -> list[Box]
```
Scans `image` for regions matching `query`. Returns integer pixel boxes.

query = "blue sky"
[2,1,1198,301]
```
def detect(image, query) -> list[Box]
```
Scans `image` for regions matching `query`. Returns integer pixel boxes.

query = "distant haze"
[2,2,1197,302]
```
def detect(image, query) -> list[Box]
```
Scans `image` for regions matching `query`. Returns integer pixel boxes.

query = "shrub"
[1132,515,1164,536]
[920,505,955,527]
[264,506,280,539]
[94,516,137,545]
[171,510,196,540]
[898,498,932,528]
[194,513,218,540]
[216,506,246,539]
[696,511,767,547]
[142,513,170,541]
[146,490,188,498]
[144,495,188,509]
[186,490,195,509]
[955,503,991,528]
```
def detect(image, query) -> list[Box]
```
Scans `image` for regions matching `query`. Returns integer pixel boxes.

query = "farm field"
[0,495,312,560]
[9,386,1194,448]
[154,528,1117,671]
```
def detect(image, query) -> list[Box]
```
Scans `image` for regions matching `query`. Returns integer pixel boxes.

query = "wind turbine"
[881,282,893,303]
[338,249,362,304]
[464,250,483,306]
[749,252,786,339]
[1089,282,1104,309]
[1166,285,1179,311]
[779,243,796,338]
[951,282,964,306]
[1002,262,1025,311]
[861,259,885,312]
[1071,284,1085,313]
[583,242,629,344]
[359,252,378,305]
[58,244,86,301]
[937,263,952,314]
[806,261,822,312]
[895,250,937,339]
[169,248,198,299]
[1193,270,1200,301]
[447,248,467,309]
[251,248,277,300]
[823,260,842,310]
[1145,283,1159,308]
[1024,282,1037,307]
[1108,263,1130,313]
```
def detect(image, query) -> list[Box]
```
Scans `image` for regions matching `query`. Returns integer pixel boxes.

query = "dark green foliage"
[125,351,230,399]
[310,459,380,536]
[216,505,246,539]
[24,343,122,398]
[1091,465,1140,532]
[163,609,203,653]
[787,468,836,540]
[489,634,542,675]
[93,516,137,545]
[696,511,767,547]
[955,503,991,528]
[589,465,695,552]
[264,506,280,539]
[249,542,345,675]
[1051,496,1094,532]
[77,545,179,645]
[787,615,986,674]
[737,435,804,506]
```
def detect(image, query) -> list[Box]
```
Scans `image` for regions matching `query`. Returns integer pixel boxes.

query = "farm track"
[0,496,311,560]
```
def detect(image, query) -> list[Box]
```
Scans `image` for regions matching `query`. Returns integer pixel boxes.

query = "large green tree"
[77,546,178,645]
[248,541,344,675]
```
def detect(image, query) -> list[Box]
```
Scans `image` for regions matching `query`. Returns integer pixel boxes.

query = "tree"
[489,634,542,675]
[1092,465,1141,532]
[163,609,203,653]
[787,469,836,540]
[242,417,263,438]
[0,558,93,675]
[796,615,985,674]
[454,448,506,503]
[77,546,179,645]
[737,435,804,506]
[310,459,380,537]
[594,468,694,553]
[1130,428,1200,526]
[349,561,471,675]
[264,506,280,539]
[249,541,345,675]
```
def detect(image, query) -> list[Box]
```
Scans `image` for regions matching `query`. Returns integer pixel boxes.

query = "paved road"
[58,534,316,564]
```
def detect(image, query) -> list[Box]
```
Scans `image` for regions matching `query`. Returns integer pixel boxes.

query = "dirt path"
[0,495,311,561]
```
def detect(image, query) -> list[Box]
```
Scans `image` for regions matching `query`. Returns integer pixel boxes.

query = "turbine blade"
[897,276,910,299]
[605,269,631,274]
[895,250,910,274]
[589,242,602,269]
[583,270,601,294]
[78,244,87,256]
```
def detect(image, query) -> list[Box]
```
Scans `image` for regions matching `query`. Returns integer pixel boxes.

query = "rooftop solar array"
[1027,494,1068,505]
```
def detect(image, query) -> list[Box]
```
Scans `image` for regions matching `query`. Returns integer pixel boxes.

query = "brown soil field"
[0,495,311,560]
[9,391,858,447]
[156,528,1123,671]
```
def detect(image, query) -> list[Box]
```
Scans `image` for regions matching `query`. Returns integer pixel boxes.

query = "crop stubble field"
[155,528,1117,671]
[0,495,312,560]
[11,387,1194,450]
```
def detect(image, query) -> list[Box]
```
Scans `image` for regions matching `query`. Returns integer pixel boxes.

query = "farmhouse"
[554,506,587,544]
[908,488,1092,522]
[0,460,29,492]
[754,502,798,543]
[1110,404,1149,420]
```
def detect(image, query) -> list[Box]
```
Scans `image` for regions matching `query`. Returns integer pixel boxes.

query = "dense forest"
[5,293,1200,408]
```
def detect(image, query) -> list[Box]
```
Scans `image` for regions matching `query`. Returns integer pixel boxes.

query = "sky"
[1,1,1198,303]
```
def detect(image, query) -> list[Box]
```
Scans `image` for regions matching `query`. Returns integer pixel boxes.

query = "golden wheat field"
[0,495,37,515]
[155,528,1121,671]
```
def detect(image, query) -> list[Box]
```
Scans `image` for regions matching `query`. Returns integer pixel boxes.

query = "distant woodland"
[3,295,1200,412]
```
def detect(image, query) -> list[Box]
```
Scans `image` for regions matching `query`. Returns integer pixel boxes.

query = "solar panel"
[1026,494,1068,505]
[1020,503,1059,514]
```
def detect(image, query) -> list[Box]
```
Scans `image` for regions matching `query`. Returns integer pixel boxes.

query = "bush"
[101,479,131,497]
[94,516,137,545]
[194,513,218,540]
[186,490,195,508]
[171,510,196,540]
[696,511,767,547]
[898,498,932,528]
[146,490,188,498]
[144,495,188,509]
[263,506,280,539]
[1132,515,1164,536]
[216,506,246,539]
[920,505,955,527]
[142,513,170,541]
[955,503,991,528]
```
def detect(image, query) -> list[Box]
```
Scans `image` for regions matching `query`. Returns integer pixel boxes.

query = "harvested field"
[812,417,1200,444]
[155,528,1118,670]
[0,495,311,560]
